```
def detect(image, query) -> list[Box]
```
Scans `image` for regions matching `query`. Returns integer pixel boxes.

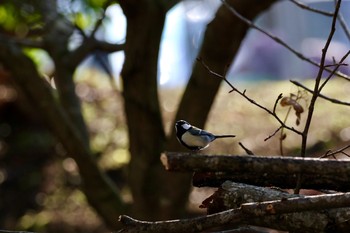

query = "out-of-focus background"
[1,0,350,232]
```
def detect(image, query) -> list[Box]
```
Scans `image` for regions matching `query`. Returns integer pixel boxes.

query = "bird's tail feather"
[215,135,236,138]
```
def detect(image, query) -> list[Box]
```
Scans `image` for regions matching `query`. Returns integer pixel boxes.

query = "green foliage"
[0,1,42,35]
[0,0,116,34]
[84,0,111,9]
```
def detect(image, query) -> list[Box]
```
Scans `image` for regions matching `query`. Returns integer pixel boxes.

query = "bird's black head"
[175,120,192,136]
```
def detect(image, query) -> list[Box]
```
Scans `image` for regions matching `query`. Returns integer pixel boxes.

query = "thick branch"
[161,153,350,180]
[119,191,350,233]
[70,38,125,68]
[192,171,350,191]
[205,181,350,232]
[0,41,126,229]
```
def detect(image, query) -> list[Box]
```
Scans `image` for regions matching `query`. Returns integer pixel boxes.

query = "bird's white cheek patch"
[182,123,191,130]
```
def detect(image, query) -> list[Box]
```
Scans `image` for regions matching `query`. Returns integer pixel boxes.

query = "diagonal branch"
[221,0,350,82]
[0,33,126,230]
[290,0,333,16]
[197,58,302,136]
[334,0,350,40]
[290,80,350,106]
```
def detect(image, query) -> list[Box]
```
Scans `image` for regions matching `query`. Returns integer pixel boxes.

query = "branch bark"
[162,153,350,191]
[192,171,350,191]
[164,0,277,217]
[119,190,350,233]
[162,152,350,175]
[205,181,350,232]
[0,39,126,229]
[119,0,168,219]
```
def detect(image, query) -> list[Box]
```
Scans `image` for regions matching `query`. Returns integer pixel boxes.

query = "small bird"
[175,120,236,151]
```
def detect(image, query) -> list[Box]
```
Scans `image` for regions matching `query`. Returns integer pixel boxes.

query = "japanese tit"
[175,120,235,151]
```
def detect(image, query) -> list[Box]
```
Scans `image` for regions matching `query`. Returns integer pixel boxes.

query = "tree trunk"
[0,43,126,229]
[119,0,168,220]
[164,0,277,217]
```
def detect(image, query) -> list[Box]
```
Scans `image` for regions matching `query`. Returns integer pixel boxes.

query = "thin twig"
[238,142,254,155]
[290,80,350,106]
[334,0,350,40]
[273,93,283,114]
[320,144,350,158]
[221,0,350,82]
[264,126,282,142]
[290,0,334,17]
[197,58,302,136]
[196,57,237,93]
[319,50,350,92]
[295,0,342,194]
[301,0,341,157]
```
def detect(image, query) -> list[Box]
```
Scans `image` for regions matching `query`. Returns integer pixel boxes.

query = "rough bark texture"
[0,42,126,229]
[162,152,350,175]
[164,0,277,217]
[206,181,350,232]
[119,190,350,233]
[167,0,277,148]
[119,0,168,219]
[192,171,350,191]
[163,152,350,191]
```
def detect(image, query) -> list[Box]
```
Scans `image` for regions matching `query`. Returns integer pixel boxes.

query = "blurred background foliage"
[2,69,350,232]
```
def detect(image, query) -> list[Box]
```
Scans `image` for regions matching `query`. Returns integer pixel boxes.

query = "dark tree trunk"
[164,0,277,217]
[119,0,168,219]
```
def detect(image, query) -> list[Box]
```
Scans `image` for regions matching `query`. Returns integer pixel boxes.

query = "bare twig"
[319,50,350,92]
[221,0,350,82]
[290,80,350,106]
[197,58,302,136]
[295,0,342,194]
[238,142,255,155]
[300,0,342,157]
[196,57,237,93]
[320,144,350,158]
[272,93,283,114]
[334,0,350,40]
[290,0,333,16]
[264,126,283,142]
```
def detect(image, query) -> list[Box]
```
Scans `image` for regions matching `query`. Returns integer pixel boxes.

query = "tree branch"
[334,0,350,40]
[290,0,334,16]
[295,0,342,193]
[0,38,126,230]
[221,0,350,82]
[119,190,350,233]
[197,58,302,136]
[290,79,350,106]
[205,181,350,232]
[161,152,350,178]
[192,170,350,191]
